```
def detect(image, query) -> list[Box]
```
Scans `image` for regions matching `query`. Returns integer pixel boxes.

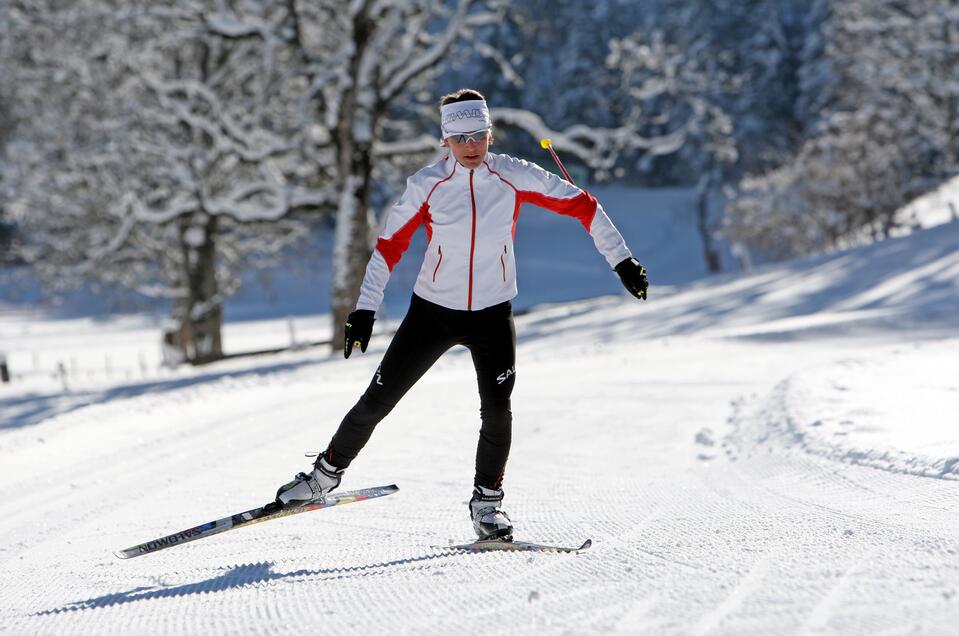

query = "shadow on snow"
[35,552,463,614]
[0,357,327,432]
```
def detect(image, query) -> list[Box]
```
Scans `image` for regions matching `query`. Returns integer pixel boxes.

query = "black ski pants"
[327,294,516,490]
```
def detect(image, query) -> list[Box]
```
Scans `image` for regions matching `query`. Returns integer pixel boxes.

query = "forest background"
[1,0,956,363]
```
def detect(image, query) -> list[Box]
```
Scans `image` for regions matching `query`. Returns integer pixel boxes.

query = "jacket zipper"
[468,170,477,310]
[500,245,507,281]
[432,245,443,282]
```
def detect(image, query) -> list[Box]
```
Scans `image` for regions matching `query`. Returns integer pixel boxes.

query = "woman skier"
[275,89,649,540]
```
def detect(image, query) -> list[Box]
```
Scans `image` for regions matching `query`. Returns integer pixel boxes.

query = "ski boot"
[469,485,513,540]
[275,455,344,507]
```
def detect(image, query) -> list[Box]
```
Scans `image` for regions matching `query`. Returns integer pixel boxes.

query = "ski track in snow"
[1,223,958,634]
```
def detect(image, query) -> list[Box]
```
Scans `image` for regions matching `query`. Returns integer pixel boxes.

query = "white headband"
[440,99,491,138]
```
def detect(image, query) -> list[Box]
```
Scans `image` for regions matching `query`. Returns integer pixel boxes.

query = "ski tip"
[359,483,398,497]
[113,550,133,560]
[578,539,593,551]
[360,484,399,495]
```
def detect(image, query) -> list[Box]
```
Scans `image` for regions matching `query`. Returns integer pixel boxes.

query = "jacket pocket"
[432,245,443,282]
[500,245,508,282]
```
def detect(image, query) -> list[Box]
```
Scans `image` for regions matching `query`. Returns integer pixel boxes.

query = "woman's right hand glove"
[614,257,649,300]
[344,309,375,358]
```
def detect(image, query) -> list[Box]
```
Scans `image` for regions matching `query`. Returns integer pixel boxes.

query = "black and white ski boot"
[469,485,513,540]
[275,455,344,507]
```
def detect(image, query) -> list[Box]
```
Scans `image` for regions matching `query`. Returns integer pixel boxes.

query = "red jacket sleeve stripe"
[376,208,424,272]
[517,190,597,233]
[374,163,456,272]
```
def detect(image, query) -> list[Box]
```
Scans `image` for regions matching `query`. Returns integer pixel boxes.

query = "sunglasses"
[448,130,490,144]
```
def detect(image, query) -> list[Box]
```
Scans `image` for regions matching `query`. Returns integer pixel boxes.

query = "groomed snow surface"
[1,219,958,635]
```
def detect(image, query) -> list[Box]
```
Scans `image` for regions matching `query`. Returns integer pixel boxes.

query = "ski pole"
[539,138,575,184]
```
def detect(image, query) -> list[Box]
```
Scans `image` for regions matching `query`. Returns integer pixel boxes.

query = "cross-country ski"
[436,538,592,554]
[114,485,399,559]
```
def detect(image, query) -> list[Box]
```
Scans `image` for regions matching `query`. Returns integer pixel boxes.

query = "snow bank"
[764,340,959,480]
[665,219,959,483]
[511,218,959,348]
[897,174,959,231]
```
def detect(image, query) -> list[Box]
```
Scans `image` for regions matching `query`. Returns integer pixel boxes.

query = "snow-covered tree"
[478,0,816,180]
[460,1,651,135]
[0,10,20,263]
[4,0,518,356]
[727,0,959,257]
[4,2,335,362]
[726,106,924,258]
[606,28,738,271]
[829,0,959,178]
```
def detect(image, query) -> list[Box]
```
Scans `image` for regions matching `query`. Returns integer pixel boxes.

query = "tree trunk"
[943,20,957,174]
[947,92,958,172]
[330,9,376,353]
[174,213,224,365]
[331,164,375,353]
[165,42,224,366]
[696,171,722,274]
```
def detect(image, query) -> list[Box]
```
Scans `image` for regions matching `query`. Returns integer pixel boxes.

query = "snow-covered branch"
[379,0,475,103]
[373,134,441,157]
[494,107,688,178]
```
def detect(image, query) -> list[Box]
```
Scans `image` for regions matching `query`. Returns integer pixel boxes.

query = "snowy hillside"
[898,173,959,232]
[0,220,957,634]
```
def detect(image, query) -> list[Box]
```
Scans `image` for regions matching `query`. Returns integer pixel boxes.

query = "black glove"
[343,309,375,358]
[614,257,648,300]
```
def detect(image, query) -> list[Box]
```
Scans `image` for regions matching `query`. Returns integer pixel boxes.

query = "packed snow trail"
[0,222,957,634]
[3,335,956,634]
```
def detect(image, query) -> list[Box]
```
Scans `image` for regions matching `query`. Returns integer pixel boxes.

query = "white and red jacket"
[356,152,633,312]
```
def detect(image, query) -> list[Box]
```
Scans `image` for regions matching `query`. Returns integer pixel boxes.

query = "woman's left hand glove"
[614,257,648,300]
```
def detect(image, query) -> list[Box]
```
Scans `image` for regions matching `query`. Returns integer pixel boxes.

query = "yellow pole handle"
[538,138,573,183]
